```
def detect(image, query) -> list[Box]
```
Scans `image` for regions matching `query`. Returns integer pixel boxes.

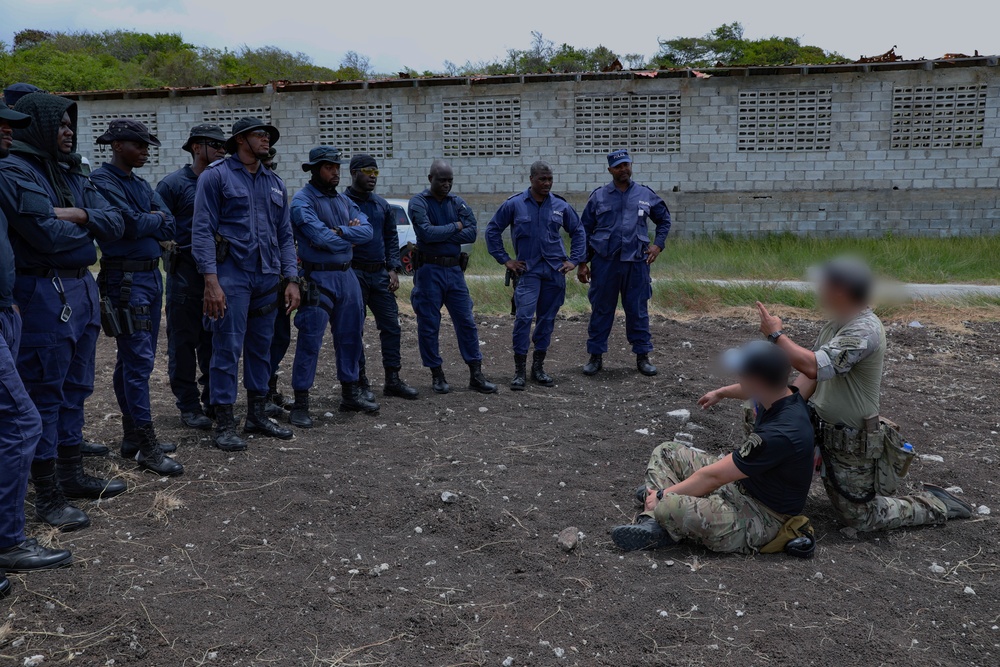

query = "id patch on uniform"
[739,433,764,459]
[830,335,866,351]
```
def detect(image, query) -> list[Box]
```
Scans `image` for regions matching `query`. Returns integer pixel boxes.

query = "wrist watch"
[285,276,302,285]
[768,330,784,344]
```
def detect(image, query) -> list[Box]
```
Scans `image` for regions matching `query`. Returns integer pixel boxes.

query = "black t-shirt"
[732,389,815,515]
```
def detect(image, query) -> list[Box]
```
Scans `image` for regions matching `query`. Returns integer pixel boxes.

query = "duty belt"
[100,258,160,273]
[16,267,89,279]
[418,253,461,268]
[810,406,882,505]
[351,260,386,273]
[302,260,351,273]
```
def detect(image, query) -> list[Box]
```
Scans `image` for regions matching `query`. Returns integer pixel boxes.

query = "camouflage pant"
[822,448,946,531]
[642,441,785,555]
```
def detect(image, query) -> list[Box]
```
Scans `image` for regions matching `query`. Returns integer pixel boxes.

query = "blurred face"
[819,280,851,314]
[57,112,74,154]
[608,161,632,186]
[0,120,13,158]
[352,166,378,194]
[115,140,149,169]
[239,129,271,160]
[317,162,340,188]
[429,165,453,199]
[529,169,553,199]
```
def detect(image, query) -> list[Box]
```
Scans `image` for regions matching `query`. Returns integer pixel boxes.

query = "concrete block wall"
[73,64,1000,238]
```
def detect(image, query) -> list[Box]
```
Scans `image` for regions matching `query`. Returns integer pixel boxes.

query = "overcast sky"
[3,0,999,74]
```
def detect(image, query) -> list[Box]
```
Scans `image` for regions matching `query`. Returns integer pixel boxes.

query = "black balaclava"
[11,93,82,207]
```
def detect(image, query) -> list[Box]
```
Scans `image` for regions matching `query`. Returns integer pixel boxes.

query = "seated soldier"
[611,341,814,554]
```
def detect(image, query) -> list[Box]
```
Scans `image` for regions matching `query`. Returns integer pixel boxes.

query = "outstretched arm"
[648,454,747,504]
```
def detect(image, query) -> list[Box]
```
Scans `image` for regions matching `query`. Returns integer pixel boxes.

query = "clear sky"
[2,0,999,74]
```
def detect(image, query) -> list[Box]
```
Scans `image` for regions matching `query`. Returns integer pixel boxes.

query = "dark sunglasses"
[196,140,225,150]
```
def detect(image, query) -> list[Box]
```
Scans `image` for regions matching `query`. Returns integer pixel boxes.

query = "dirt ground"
[2,312,998,667]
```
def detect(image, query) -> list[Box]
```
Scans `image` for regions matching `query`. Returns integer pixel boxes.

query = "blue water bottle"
[900,442,914,477]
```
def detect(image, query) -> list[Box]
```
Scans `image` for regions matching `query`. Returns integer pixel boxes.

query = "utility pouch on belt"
[875,418,914,495]
[301,280,320,307]
[214,234,230,264]
[100,297,123,337]
[164,246,179,275]
[458,252,470,272]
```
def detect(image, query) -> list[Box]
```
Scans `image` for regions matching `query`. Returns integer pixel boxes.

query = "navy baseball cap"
[0,107,31,129]
[607,148,632,167]
[722,340,791,388]
[3,83,42,108]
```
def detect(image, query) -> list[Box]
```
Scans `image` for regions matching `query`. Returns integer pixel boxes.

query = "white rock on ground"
[919,454,944,463]
[674,432,694,443]
[557,526,580,552]
[666,409,691,423]
[441,491,458,503]
[977,505,991,515]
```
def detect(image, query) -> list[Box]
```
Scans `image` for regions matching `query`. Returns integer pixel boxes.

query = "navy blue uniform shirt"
[486,189,588,272]
[582,181,670,262]
[155,165,198,252]
[345,187,402,270]
[0,209,14,308]
[90,162,174,261]
[408,189,477,258]
[732,388,815,516]
[291,183,372,266]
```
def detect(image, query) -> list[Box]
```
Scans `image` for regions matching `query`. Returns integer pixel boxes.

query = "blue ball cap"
[607,148,632,167]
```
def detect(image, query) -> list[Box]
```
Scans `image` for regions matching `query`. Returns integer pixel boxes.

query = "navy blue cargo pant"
[0,308,42,549]
[269,310,291,378]
[410,263,482,368]
[586,254,653,355]
[13,274,100,461]
[204,265,280,406]
[354,267,402,375]
[513,266,566,356]
[166,254,212,414]
[292,270,365,389]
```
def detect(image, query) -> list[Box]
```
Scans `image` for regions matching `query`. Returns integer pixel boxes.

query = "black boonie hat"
[0,107,31,129]
[301,146,344,171]
[95,118,161,147]
[182,123,226,153]
[225,116,279,153]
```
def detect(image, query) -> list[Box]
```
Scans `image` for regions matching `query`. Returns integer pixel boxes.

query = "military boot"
[531,350,554,387]
[244,392,294,440]
[32,473,90,531]
[510,354,527,391]
[637,353,658,377]
[121,415,176,459]
[340,382,380,414]
[264,374,286,418]
[430,366,450,395]
[180,409,213,430]
[468,361,498,394]
[357,371,377,403]
[135,423,184,476]
[384,368,418,399]
[924,484,974,519]
[288,390,314,429]
[582,353,603,376]
[56,454,127,500]
[80,440,109,457]
[610,516,675,552]
[213,404,247,451]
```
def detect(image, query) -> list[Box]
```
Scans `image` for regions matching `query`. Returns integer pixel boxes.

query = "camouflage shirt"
[809,308,886,430]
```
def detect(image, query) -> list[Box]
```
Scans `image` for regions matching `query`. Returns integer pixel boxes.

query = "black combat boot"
[582,353,603,376]
[357,371,377,403]
[80,440,109,457]
[121,415,176,459]
[383,368,418,399]
[610,516,675,551]
[264,374,286,418]
[468,361,498,394]
[180,409,213,430]
[430,366,450,394]
[924,484,974,519]
[340,382,380,413]
[244,392,294,440]
[56,454,127,500]
[288,390,314,429]
[32,473,90,531]
[531,350,554,387]
[135,423,184,476]
[510,354,527,391]
[0,538,72,572]
[213,404,247,451]
[637,353,658,377]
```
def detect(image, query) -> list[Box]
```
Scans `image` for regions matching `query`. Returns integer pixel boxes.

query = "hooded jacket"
[0,93,123,270]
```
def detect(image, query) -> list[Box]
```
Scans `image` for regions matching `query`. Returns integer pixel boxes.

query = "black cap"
[95,118,161,147]
[3,83,42,107]
[226,117,279,153]
[722,340,791,388]
[821,257,873,303]
[0,107,31,129]
[182,123,226,153]
[301,146,344,171]
[349,154,378,171]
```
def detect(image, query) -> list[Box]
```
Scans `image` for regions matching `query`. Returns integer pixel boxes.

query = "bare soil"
[2,314,998,667]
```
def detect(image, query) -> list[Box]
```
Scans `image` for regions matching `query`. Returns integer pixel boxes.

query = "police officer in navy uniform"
[345,154,418,400]
[409,160,496,395]
[0,105,73,578]
[90,119,183,476]
[486,161,587,389]
[191,117,301,451]
[0,93,126,529]
[157,124,227,430]
[288,147,378,425]
[578,149,670,377]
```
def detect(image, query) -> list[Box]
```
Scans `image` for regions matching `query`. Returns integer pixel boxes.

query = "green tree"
[655,22,845,67]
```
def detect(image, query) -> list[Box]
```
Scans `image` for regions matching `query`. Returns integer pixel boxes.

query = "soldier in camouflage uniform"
[612,342,814,554]
[700,258,973,531]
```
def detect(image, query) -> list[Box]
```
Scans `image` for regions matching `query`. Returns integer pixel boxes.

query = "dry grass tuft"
[150,490,184,522]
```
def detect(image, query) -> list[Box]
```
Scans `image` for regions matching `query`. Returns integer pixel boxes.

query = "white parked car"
[386,198,474,276]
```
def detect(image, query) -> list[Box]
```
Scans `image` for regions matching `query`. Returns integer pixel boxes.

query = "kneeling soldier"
[486,161,586,389]
[289,147,378,424]
[612,342,815,554]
